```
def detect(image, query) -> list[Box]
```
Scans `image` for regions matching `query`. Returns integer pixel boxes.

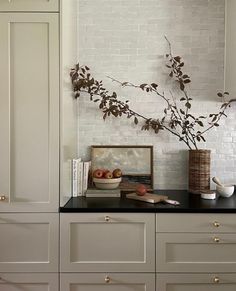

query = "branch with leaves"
[70,39,235,150]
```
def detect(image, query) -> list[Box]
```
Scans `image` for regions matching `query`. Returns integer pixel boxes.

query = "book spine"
[71,159,78,197]
[82,161,91,196]
[77,161,84,196]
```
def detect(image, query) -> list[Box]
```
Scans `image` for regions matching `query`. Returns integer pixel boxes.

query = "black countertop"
[60,190,236,213]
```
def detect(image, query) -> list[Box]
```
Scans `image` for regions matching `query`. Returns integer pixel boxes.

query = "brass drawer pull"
[213,221,220,228]
[0,195,6,202]
[105,276,110,283]
[105,216,110,222]
[214,237,220,243]
[213,277,220,283]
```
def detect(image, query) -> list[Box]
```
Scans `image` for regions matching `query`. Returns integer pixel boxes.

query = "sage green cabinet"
[0,213,59,272]
[0,13,59,212]
[156,213,236,291]
[0,273,58,291]
[0,0,59,12]
[60,213,155,273]
[156,213,236,233]
[156,233,236,273]
[156,274,236,291]
[61,273,155,291]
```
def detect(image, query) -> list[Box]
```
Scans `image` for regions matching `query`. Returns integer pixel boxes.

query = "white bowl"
[93,177,122,190]
[216,184,235,198]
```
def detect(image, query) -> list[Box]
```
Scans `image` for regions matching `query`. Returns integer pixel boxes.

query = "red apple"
[113,168,122,178]
[93,169,104,178]
[102,169,110,178]
[136,184,147,196]
[104,171,113,179]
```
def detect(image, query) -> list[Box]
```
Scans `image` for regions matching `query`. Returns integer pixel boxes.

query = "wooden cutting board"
[126,193,168,204]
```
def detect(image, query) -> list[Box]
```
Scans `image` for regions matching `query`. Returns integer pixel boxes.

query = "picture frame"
[91,145,154,191]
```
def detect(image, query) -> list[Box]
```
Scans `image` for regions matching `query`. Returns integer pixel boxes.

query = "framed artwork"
[91,145,153,191]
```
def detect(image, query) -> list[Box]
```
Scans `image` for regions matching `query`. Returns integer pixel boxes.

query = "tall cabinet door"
[0,13,59,212]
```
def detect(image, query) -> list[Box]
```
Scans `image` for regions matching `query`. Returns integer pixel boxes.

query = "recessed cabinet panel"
[0,13,59,212]
[156,213,236,233]
[0,0,58,12]
[156,274,236,291]
[61,273,155,291]
[156,233,236,272]
[0,213,59,272]
[60,213,155,272]
[0,273,58,291]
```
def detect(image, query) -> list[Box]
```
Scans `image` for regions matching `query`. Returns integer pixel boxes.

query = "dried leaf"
[140,84,147,90]
[151,83,158,89]
[180,82,185,91]
[185,102,191,109]
[183,79,191,84]
[174,56,181,63]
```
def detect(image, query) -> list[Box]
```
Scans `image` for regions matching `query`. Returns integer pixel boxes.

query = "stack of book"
[71,158,91,197]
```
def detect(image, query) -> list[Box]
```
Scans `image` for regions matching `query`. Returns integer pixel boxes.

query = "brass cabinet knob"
[105,276,110,283]
[213,221,220,228]
[213,277,220,283]
[0,195,6,202]
[214,237,220,243]
[105,216,110,222]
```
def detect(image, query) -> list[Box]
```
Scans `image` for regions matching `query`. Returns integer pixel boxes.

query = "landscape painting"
[91,145,153,191]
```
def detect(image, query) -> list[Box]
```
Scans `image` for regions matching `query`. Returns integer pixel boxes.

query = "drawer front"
[0,0,58,12]
[60,213,155,272]
[61,273,155,291]
[156,233,236,272]
[0,213,59,272]
[156,273,236,291]
[156,213,236,233]
[0,273,58,291]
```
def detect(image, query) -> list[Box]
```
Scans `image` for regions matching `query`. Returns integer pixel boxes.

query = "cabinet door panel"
[156,233,236,272]
[0,273,58,291]
[0,0,58,12]
[157,274,236,291]
[60,213,155,272]
[156,213,236,233]
[0,13,59,212]
[0,213,59,272]
[61,273,155,291]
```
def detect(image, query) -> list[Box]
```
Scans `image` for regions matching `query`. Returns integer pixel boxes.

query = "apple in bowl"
[92,168,122,189]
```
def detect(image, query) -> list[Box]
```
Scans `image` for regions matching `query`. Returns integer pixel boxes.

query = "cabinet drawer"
[156,233,236,273]
[156,273,236,291]
[61,273,155,291]
[0,213,59,272]
[60,213,155,272]
[0,273,58,291]
[156,213,236,233]
[0,0,59,12]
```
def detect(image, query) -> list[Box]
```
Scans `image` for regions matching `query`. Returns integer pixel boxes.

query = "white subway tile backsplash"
[77,0,236,189]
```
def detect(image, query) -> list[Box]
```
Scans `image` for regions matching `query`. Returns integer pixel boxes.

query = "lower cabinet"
[0,213,59,272]
[0,273,58,291]
[156,274,236,291]
[60,213,155,272]
[61,273,155,291]
[156,233,236,272]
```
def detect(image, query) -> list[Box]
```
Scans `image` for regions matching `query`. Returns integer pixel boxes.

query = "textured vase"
[188,149,211,194]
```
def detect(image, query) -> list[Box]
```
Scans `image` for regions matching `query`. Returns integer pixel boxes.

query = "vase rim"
[189,149,211,152]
